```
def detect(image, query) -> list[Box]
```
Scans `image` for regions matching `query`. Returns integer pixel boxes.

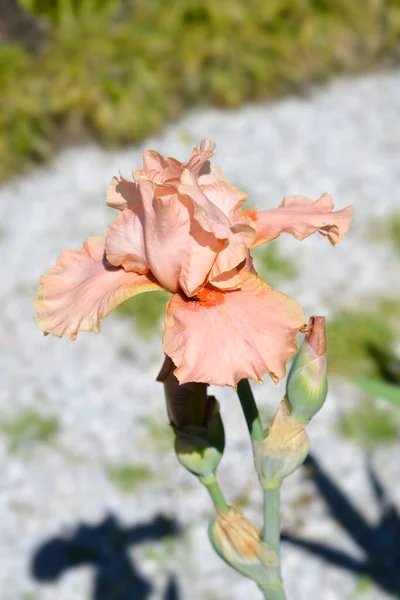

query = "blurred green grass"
[372,211,400,254]
[329,299,400,446]
[1,0,400,181]
[106,462,153,493]
[326,300,400,378]
[338,399,399,447]
[115,290,170,339]
[0,408,60,455]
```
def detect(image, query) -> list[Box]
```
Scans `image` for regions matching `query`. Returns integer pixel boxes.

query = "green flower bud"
[286,316,328,422]
[209,506,280,587]
[253,399,309,488]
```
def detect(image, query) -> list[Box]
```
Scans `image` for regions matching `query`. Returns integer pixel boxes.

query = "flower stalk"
[260,585,288,600]
[237,378,265,442]
[157,316,329,598]
[200,474,229,512]
[236,379,287,596]
[234,317,327,597]
[263,486,281,561]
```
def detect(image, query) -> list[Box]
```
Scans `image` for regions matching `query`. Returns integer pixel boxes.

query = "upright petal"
[198,163,228,186]
[106,175,142,211]
[178,208,221,297]
[140,182,219,295]
[133,168,165,185]
[140,183,190,293]
[201,180,248,219]
[179,169,231,239]
[163,271,306,388]
[33,237,161,340]
[141,150,183,182]
[252,194,353,247]
[210,223,255,283]
[105,209,148,274]
[184,139,216,176]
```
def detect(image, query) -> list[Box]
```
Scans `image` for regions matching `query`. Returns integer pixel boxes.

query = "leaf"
[353,378,400,407]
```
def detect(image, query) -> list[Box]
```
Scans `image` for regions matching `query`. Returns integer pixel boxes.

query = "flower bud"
[209,506,280,587]
[158,356,225,478]
[253,399,309,488]
[157,355,209,429]
[174,397,225,478]
[286,316,328,422]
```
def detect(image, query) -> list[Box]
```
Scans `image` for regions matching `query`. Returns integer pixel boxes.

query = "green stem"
[200,475,229,512]
[260,585,287,600]
[263,486,281,560]
[261,487,287,599]
[237,379,265,442]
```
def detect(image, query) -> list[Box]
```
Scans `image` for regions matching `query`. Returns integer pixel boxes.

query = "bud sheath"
[209,506,280,588]
[286,316,328,422]
[253,399,309,489]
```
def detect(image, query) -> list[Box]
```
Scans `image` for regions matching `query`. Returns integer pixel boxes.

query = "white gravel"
[1,69,400,600]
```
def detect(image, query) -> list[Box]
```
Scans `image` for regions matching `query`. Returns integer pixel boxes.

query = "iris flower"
[34,140,353,388]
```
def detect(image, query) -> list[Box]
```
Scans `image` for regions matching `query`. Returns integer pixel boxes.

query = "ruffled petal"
[106,175,142,211]
[133,168,165,185]
[208,268,243,290]
[210,223,255,283]
[178,208,220,297]
[201,180,248,219]
[163,271,306,388]
[105,210,148,274]
[198,163,228,186]
[140,182,190,293]
[33,237,161,340]
[141,150,182,183]
[184,139,216,176]
[253,194,354,248]
[179,169,231,239]
[133,150,183,185]
[138,180,219,296]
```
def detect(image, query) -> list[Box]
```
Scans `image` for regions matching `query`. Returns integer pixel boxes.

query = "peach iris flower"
[34,140,353,388]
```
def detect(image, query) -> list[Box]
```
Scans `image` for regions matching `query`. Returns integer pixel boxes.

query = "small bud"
[286,316,328,422]
[253,399,309,488]
[158,356,225,478]
[209,506,280,587]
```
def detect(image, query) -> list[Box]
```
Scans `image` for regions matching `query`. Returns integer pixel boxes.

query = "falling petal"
[34,237,161,340]
[163,271,306,388]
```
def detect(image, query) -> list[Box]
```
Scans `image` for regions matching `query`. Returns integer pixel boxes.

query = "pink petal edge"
[163,270,306,388]
[253,193,354,247]
[33,237,161,340]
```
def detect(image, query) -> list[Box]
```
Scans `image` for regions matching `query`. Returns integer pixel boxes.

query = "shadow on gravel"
[283,453,400,597]
[31,513,182,600]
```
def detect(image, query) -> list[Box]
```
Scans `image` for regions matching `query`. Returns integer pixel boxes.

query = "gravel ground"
[1,69,400,600]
